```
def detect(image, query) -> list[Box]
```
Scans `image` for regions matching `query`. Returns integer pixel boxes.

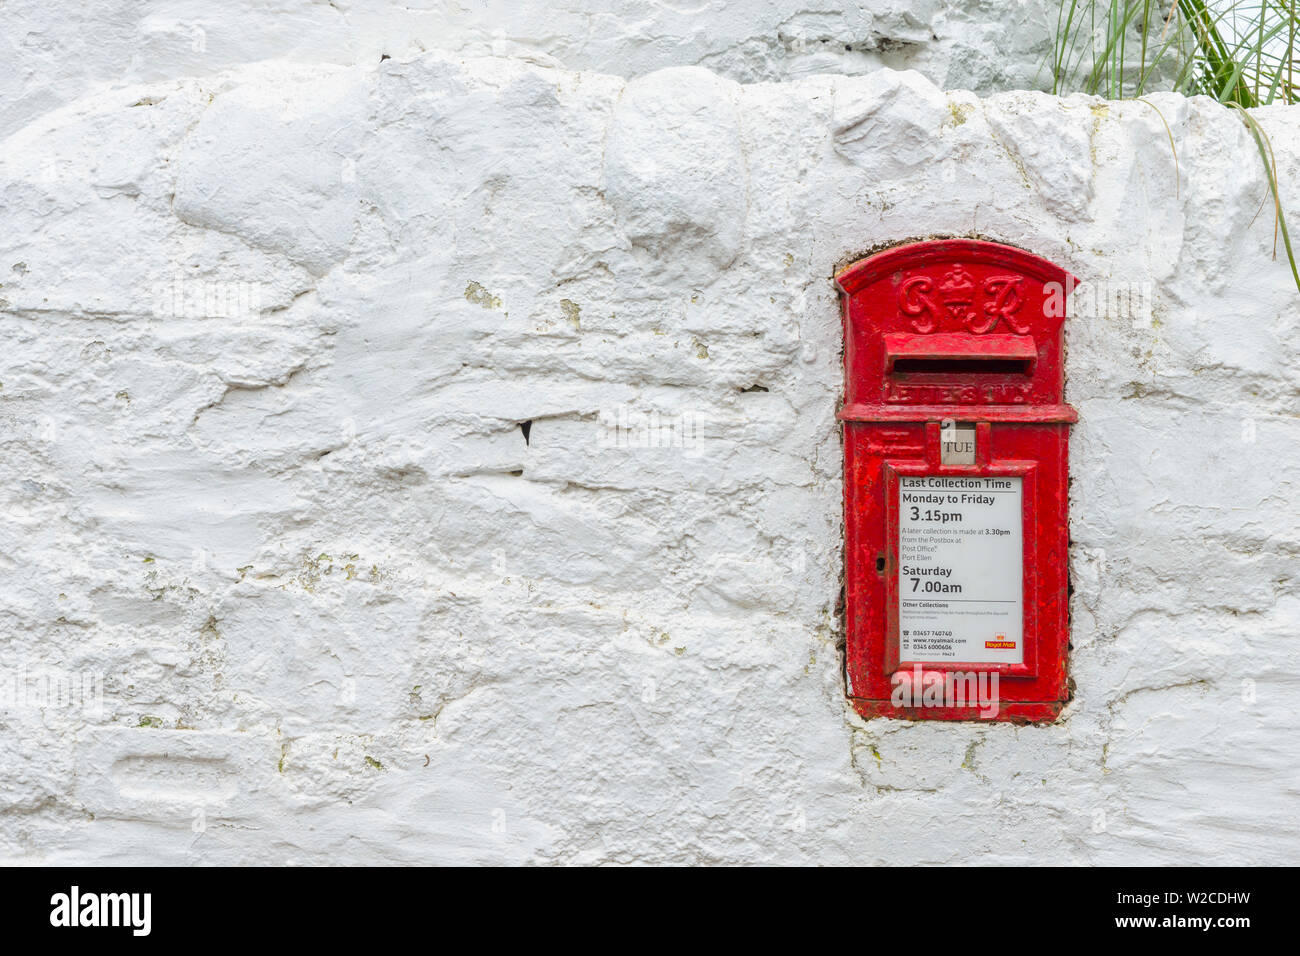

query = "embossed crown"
[937,266,976,316]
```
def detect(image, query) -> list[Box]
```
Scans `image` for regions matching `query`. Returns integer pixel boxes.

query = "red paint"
[837,240,1077,722]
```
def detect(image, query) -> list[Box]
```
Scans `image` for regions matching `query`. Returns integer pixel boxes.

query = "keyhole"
[875,555,885,573]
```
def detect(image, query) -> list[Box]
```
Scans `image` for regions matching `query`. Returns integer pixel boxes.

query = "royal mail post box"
[837,239,1076,721]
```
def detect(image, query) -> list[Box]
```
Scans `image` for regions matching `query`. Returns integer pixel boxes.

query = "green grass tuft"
[1053,0,1300,291]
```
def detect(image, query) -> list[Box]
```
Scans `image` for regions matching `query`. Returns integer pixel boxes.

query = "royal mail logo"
[985,636,1016,649]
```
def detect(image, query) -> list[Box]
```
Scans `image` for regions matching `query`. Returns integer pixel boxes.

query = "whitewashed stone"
[1,44,1298,865]
[0,0,1065,140]
[604,68,748,284]
[833,68,951,174]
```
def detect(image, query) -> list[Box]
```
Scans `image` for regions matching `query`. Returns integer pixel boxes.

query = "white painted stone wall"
[2,13,1299,865]
[1,0,1063,139]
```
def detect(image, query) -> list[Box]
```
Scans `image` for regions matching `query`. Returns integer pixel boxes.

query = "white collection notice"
[898,475,1024,665]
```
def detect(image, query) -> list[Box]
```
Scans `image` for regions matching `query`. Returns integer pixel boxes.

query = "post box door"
[837,240,1076,722]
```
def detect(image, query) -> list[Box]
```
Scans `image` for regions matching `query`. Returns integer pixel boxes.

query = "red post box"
[836,239,1076,722]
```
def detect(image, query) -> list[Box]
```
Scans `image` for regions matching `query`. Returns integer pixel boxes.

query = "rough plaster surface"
[2,47,1299,864]
[0,0,1064,140]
